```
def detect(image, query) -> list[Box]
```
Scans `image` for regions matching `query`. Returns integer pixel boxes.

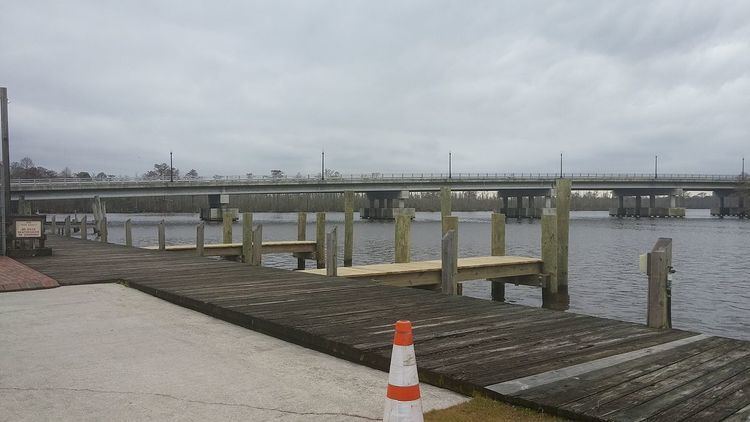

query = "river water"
[63,210,750,341]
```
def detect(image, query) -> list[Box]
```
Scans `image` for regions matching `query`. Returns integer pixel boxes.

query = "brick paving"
[0,256,59,292]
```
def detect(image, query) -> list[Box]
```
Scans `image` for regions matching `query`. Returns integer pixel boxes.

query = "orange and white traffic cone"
[383,320,423,422]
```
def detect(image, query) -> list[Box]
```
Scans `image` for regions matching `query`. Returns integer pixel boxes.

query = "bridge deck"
[17,236,750,421]
[142,240,317,255]
[302,256,543,287]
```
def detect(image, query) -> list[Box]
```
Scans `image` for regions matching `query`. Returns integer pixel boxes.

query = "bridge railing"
[9,172,745,187]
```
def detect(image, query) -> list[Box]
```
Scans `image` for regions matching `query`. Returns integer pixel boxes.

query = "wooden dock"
[18,236,750,421]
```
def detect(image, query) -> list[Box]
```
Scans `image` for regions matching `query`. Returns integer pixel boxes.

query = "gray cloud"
[1,0,748,177]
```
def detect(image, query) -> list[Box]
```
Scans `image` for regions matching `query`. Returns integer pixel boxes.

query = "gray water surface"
[65,210,750,341]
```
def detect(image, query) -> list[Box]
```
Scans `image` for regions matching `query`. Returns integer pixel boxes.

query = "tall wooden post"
[555,179,571,286]
[251,224,263,266]
[326,227,338,276]
[222,209,232,244]
[124,219,132,247]
[344,191,354,267]
[242,212,253,264]
[440,187,452,234]
[80,216,87,240]
[490,212,506,301]
[100,216,108,243]
[442,216,459,294]
[316,212,326,269]
[441,229,458,295]
[647,238,672,329]
[158,219,165,251]
[541,209,558,294]
[64,216,71,237]
[394,214,411,263]
[296,212,307,270]
[49,215,56,235]
[196,222,205,256]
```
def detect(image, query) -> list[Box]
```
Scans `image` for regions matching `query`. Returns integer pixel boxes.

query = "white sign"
[16,221,42,238]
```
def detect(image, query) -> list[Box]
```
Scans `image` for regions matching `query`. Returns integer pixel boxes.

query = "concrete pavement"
[0,284,468,421]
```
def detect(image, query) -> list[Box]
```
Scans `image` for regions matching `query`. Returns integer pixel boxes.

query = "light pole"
[448,151,452,179]
[559,153,563,179]
[0,87,9,256]
[655,155,658,179]
[321,150,325,181]
[743,157,745,180]
[169,151,173,182]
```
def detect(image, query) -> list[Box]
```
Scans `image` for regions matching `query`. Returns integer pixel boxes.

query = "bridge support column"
[668,189,686,218]
[635,196,642,218]
[515,195,523,221]
[649,194,656,217]
[501,195,509,216]
[201,194,238,222]
[360,191,414,220]
[617,195,625,217]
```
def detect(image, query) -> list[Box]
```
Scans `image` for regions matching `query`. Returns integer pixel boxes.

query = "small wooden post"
[64,216,71,237]
[344,191,354,267]
[326,227,338,276]
[541,209,558,294]
[555,179,571,286]
[297,212,307,270]
[100,216,108,243]
[196,222,205,256]
[490,212,506,301]
[124,219,132,247]
[441,229,458,295]
[242,212,253,264]
[647,238,673,329]
[440,187,452,234]
[394,214,411,263]
[158,219,165,251]
[316,212,326,269]
[251,224,263,266]
[222,209,232,244]
[80,216,87,240]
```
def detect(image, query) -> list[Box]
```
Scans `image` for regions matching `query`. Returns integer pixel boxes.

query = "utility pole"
[321,150,325,181]
[448,151,452,179]
[0,87,9,256]
[559,153,563,179]
[743,157,745,180]
[655,155,658,179]
[169,151,174,182]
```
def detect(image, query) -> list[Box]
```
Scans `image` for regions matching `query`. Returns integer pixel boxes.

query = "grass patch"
[424,397,567,422]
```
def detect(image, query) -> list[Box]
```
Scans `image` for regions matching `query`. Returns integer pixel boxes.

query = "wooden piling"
[442,216,459,294]
[555,179,571,286]
[316,212,325,269]
[251,224,263,266]
[242,212,253,264]
[441,229,458,295]
[222,209,232,244]
[394,214,411,263]
[100,216,108,243]
[297,212,307,270]
[80,216,87,241]
[64,216,71,237]
[541,209,559,294]
[196,222,205,256]
[124,219,132,247]
[326,227,338,277]
[441,187,452,234]
[344,191,354,267]
[49,215,56,235]
[158,220,165,251]
[490,212,506,301]
[647,238,673,329]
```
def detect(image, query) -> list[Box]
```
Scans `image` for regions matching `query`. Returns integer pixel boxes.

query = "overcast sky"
[1,1,749,177]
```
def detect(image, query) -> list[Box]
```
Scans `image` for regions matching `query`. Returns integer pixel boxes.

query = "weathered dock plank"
[17,236,750,421]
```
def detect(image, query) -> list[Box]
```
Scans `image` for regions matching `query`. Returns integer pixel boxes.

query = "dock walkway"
[18,236,750,421]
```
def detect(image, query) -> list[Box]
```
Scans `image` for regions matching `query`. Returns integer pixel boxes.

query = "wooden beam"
[647,238,672,329]
[395,214,411,263]
[222,209,232,244]
[242,212,253,264]
[158,219,165,251]
[441,229,457,295]
[124,219,132,247]
[297,212,307,270]
[344,191,354,267]
[326,227,338,276]
[196,222,204,256]
[555,179,571,286]
[541,209,558,294]
[316,212,325,269]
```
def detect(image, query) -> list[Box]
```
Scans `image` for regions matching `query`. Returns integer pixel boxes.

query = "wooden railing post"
[80,216,87,240]
[555,179,571,286]
[242,212,253,264]
[490,212,506,301]
[222,209,232,244]
[441,229,457,295]
[647,238,673,329]
[344,191,354,267]
[158,219,165,251]
[326,227,338,276]
[440,187,452,234]
[296,212,307,270]
[196,222,205,256]
[395,214,411,263]
[316,212,326,269]
[64,216,71,237]
[124,219,132,247]
[250,224,263,266]
[541,209,558,294]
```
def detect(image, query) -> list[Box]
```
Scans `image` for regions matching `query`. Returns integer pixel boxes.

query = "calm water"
[62,210,750,341]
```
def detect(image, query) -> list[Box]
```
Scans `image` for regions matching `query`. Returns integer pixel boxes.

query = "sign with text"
[16,221,42,238]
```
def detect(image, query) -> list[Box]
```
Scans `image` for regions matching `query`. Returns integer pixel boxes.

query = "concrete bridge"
[9,172,748,219]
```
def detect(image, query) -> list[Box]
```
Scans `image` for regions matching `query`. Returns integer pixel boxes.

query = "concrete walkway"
[0,284,467,421]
